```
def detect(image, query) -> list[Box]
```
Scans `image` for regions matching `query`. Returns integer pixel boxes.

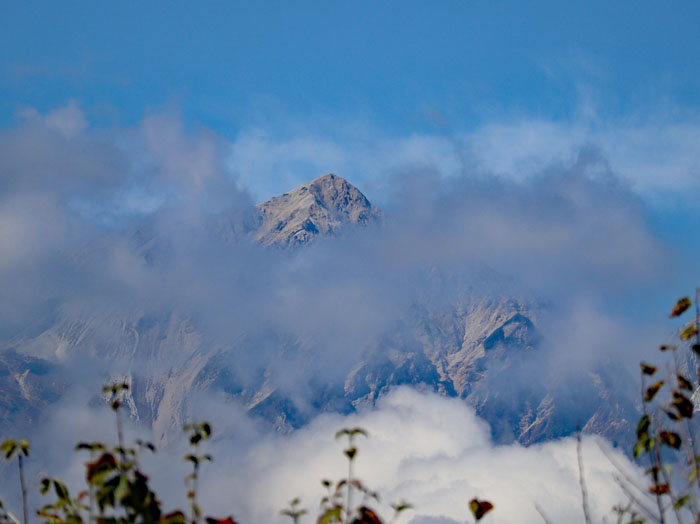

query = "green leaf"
[674,495,690,510]
[680,325,699,341]
[1,439,16,459]
[113,476,129,502]
[634,436,654,459]
[319,506,342,524]
[53,479,70,502]
[634,439,646,459]
[40,478,51,495]
[636,415,651,438]
[391,502,413,513]
[76,442,105,452]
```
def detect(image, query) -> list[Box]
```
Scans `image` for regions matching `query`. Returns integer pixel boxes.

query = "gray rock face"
[254,173,383,246]
[0,350,66,431]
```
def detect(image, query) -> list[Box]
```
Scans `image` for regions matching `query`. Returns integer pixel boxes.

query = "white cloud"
[5,389,643,524]
[183,388,639,524]
[227,117,700,209]
[19,99,88,138]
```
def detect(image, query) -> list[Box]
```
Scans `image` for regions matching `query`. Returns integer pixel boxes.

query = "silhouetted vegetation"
[616,290,700,524]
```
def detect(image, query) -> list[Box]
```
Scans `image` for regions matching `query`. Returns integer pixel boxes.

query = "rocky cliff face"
[254,173,383,247]
[0,350,67,431]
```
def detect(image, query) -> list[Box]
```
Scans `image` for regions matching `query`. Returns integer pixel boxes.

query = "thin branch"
[18,455,27,524]
[597,442,651,497]
[577,433,592,524]
[612,474,662,524]
[534,503,554,524]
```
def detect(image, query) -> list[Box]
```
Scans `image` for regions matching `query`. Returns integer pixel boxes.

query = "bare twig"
[612,474,662,524]
[18,454,27,524]
[577,433,592,524]
[534,502,554,524]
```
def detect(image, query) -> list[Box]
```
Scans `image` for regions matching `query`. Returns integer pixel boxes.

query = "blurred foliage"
[624,290,700,524]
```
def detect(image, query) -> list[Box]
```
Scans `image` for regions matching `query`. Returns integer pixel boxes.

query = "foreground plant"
[283,427,491,524]
[625,290,700,523]
[183,422,212,524]
[32,382,236,524]
[1,438,30,524]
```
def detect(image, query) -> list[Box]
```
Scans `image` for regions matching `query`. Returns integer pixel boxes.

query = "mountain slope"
[0,174,637,450]
[254,173,383,246]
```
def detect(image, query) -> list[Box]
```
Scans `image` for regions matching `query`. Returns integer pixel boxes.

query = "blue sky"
[1,1,699,298]
[3,1,700,135]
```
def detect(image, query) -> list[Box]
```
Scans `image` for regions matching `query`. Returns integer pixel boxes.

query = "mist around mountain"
[1,163,643,449]
[0,104,683,523]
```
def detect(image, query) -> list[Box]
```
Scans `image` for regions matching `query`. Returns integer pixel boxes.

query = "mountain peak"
[254,174,383,246]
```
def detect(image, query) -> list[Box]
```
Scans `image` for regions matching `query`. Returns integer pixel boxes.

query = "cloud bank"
[0,100,694,522]
[230,115,700,205]
[19,387,642,524]
[0,101,683,428]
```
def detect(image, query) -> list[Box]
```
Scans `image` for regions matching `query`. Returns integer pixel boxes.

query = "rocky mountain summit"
[254,173,383,246]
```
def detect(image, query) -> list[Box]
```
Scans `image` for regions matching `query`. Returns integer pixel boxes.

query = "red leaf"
[670,297,692,318]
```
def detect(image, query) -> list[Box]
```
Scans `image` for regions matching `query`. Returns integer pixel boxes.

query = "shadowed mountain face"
[0,350,67,431]
[254,173,383,246]
[0,174,637,450]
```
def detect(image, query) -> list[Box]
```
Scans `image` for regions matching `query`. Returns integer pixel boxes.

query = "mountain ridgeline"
[0,174,635,449]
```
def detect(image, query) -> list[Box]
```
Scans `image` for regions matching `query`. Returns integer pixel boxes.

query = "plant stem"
[641,374,666,524]
[115,409,125,466]
[346,456,353,524]
[576,433,592,524]
[191,442,199,524]
[695,287,699,348]
[88,450,95,524]
[18,455,27,524]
